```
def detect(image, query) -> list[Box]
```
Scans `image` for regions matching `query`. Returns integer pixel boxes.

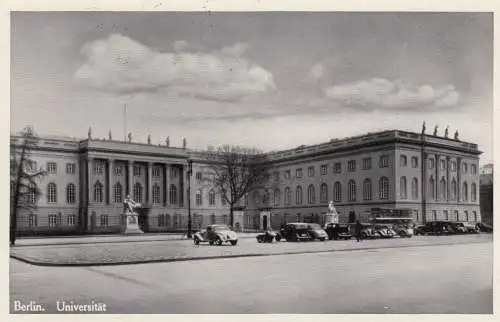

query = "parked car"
[256,229,281,243]
[193,224,238,246]
[477,222,493,233]
[324,223,352,240]
[280,223,311,242]
[392,224,414,238]
[414,221,455,236]
[462,222,480,233]
[348,223,378,239]
[306,223,328,241]
[373,225,397,238]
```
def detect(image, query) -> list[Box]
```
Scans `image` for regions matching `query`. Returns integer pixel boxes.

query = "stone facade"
[10,129,482,235]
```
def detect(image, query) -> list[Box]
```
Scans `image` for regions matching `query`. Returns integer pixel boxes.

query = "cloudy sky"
[11,12,493,163]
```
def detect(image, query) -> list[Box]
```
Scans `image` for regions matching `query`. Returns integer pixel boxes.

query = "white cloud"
[323,78,460,110]
[309,63,324,80]
[74,34,276,101]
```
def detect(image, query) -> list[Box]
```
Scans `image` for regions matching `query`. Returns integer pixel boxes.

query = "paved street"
[10,234,491,265]
[10,240,492,314]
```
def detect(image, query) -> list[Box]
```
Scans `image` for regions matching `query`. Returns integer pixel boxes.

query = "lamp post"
[187,159,193,238]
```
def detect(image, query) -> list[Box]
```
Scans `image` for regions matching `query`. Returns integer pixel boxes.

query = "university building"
[10,128,482,236]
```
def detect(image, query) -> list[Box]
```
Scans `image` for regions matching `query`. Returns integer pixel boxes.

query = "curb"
[13,235,259,248]
[10,240,490,268]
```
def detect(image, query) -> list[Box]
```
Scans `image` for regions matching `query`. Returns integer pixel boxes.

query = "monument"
[324,201,340,225]
[123,195,144,234]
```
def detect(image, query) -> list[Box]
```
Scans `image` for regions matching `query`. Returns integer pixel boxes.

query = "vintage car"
[305,223,328,241]
[374,225,397,238]
[280,223,312,242]
[391,224,414,238]
[193,224,238,246]
[324,223,352,240]
[256,229,282,243]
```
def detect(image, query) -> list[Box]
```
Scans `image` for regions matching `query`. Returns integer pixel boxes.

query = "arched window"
[334,181,342,202]
[471,183,477,202]
[196,189,202,206]
[94,181,103,203]
[411,178,419,200]
[113,182,123,203]
[379,177,389,200]
[363,179,372,201]
[209,189,216,206]
[28,183,37,204]
[307,184,316,204]
[133,182,143,203]
[211,214,216,224]
[400,155,407,167]
[348,180,357,201]
[284,187,291,205]
[320,183,328,203]
[263,190,270,204]
[152,184,161,204]
[165,214,171,227]
[66,183,76,204]
[400,176,407,199]
[429,177,435,200]
[451,179,457,200]
[274,188,281,206]
[169,184,177,204]
[463,182,468,201]
[47,182,57,203]
[296,186,303,205]
[440,177,446,200]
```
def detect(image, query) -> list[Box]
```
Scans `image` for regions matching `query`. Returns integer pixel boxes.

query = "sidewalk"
[10,234,492,267]
[14,232,259,247]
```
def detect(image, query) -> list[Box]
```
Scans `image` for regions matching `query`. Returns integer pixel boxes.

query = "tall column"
[147,162,153,205]
[127,161,133,197]
[87,157,93,232]
[435,154,440,200]
[446,156,450,201]
[108,159,114,205]
[457,157,462,202]
[164,163,169,206]
[179,164,185,207]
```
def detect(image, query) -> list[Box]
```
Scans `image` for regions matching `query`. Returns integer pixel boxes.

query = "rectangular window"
[432,210,437,221]
[274,171,280,181]
[400,155,408,167]
[48,214,57,228]
[66,163,75,175]
[440,159,446,170]
[379,155,389,168]
[284,170,291,180]
[471,164,477,175]
[100,215,109,227]
[454,210,459,221]
[67,215,76,226]
[170,167,178,179]
[450,161,457,172]
[348,160,356,172]
[133,165,141,176]
[333,162,342,173]
[443,210,449,221]
[296,168,303,178]
[320,164,328,175]
[47,162,57,174]
[307,166,315,177]
[28,214,38,228]
[196,172,203,182]
[463,163,468,174]
[362,158,372,170]
[94,161,104,175]
[152,167,161,177]
[411,157,419,168]
[114,165,123,176]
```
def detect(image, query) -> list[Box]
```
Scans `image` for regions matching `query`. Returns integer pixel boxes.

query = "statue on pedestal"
[454,130,459,140]
[444,126,449,138]
[421,121,426,135]
[147,134,151,145]
[123,195,144,234]
[324,200,339,227]
[433,125,438,136]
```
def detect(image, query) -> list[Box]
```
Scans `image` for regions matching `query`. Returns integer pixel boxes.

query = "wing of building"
[10,129,482,236]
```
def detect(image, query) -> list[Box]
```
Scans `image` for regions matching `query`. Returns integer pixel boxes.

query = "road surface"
[10,240,492,314]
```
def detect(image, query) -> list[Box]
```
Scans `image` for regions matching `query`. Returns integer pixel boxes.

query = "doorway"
[349,211,356,223]
[263,215,268,230]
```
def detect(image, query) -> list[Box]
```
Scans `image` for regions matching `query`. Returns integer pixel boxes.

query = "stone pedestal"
[324,212,339,225]
[233,210,244,232]
[123,212,144,234]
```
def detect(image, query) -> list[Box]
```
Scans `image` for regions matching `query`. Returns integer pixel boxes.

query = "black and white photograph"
[8,8,494,315]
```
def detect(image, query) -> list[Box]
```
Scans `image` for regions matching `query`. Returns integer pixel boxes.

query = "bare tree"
[10,126,46,246]
[206,145,271,228]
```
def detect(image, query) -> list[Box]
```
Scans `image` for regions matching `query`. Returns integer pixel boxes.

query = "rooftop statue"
[128,132,132,143]
[454,130,459,140]
[108,129,112,141]
[147,134,151,145]
[88,127,92,140]
[183,137,187,149]
[444,126,449,138]
[166,136,170,147]
[433,125,438,136]
[421,121,426,134]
